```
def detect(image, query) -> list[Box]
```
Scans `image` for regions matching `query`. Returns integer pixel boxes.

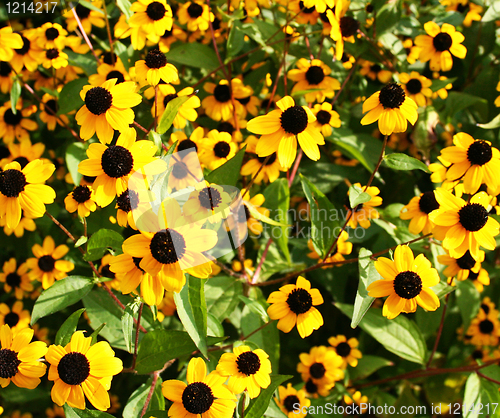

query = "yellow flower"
[275,383,310,418]
[162,357,236,418]
[465,310,500,347]
[0,325,47,389]
[46,331,123,411]
[0,100,38,145]
[202,79,251,121]
[36,22,68,50]
[0,26,23,62]
[216,345,272,398]
[400,190,440,235]
[328,0,359,60]
[64,1,106,33]
[183,182,233,224]
[359,59,393,84]
[152,85,200,129]
[8,30,43,73]
[297,345,344,387]
[414,22,467,72]
[0,301,31,333]
[41,48,68,69]
[360,83,418,136]
[267,276,324,338]
[311,102,341,137]
[199,130,239,170]
[178,1,214,31]
[39,94,69,131]
[345,183,382,229]
[0,258,33,300]
[135,48,179,86]
[241,136,284,184]
[88,61,131,86]
[307,230,352,265]
[327,335,362,368]
[399,72,433,107]
[437,249,483,282]
[367,245,440,319]
[288,59,340,103]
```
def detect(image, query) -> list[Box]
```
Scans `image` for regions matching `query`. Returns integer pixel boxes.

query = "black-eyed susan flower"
[46,331,123,411]
[240,193,269,236]
[115,189,140,229]
[170,126,205,154]
[0,258,32,300]
[162,357,236,417]
[78,130,166,207]
[311,102,341,137]
[0,26,23,62]
[303,377,333,398]
[400,190,440,235]
[41,48,68,69]
[0,138,45,170]
[0,160,55,229]
[216,345,272,398]
[0,215,36,238]
[360,83,418,136]
[122,198,218,293]
[75,79,142,144]
[64,185,98,218]
[327,335,362,368]
[199,130,238,170]
[468,267,490,292]
[152,85,200,129]
[267,276,324,338]
[178,1,214,31]
[27,236,75,289]
[307,230,352,265]
[359,60,393,84]
[241,136,284,184]
[451,2,483,27]
[202,79,251,121]
[288,59,340,103]
[36,23,68,50]
[183,182,232,224]
[0,100,38,145]
[276,383,310,418]
[64,1,106,33]
[0,325,47,389]
[135,49,179,86]
[479,297,498,317]
[367,245,440,319]
[247,96,324,170]
[297,346,344,388]
[399,72,433,107]
[465,310,500,346]
[299,0,333,13]
[129,0,173,36]
[438,250,483,282]
[166,152,203,193]
[0,301,30,333]
[430,189,499,260]
[435,133,500,194]
[39,95,69,131]
[9,30,43,73]
[0,61,14,94]
[288,0,319,25]
[345,183,382,229]
[89,62,130,86]
[414,22,467,72]
[328,2,359,61]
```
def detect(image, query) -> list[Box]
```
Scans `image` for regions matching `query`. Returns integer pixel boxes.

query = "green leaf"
[456,280,480,337]
[10,79,21,114]
[205,146,246,187]
[55,308,86,346]
[123,376,162,418]
[31,276,94,324]
[122,301,140,353]
[244,375,293,418]
[477,113,500,130]
[348,185,372,209]
[57,77,88,115]
[66,142,88,186]
[263,178,290,263]
[78,0,105,15]
[336,303,428,364]
[116,0,132,19]
[300,174,341,259]
[89,323,106,344]
[239,295,269,322]
[442,92,488,122]
[246,200,289,227]
[384,153,430,172]
[173,275,208,358]
[348,355,393,381]
[75,236,87,248]
[63,405,114,418]
[430,77,455,92]
[463,373,481,418]
[134,329,224,374]
[205,275,243,321]
[148,130,163,155]
[84,229,124,261]
[481,380,500,417]
[157,95,191,134]
[375,1,401,35]
[329,132,380,173]
[351,248,378,328]
[226,21,245,59]
[167,43,220,70]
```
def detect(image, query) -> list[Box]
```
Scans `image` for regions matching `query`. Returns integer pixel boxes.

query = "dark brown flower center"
[433,32,453,52]
[340,16,359,38]
[309,362,326,379]
[237,96,251,105]
[163,93,177,107]
[72,185,92,204]
[481,303,490,314]
[418,191,439,214]
[44,99,58,115]
[102,52,118,65]
[257,153,277,165]
[406,78,422,95]
[286,288,313,314]
[305,379,318,394]
[172,161,188,179]
[305,66,324,85]
[370,64,381,73]
[14,35,30,56]
[198,187,222,210]
[335,341,351,357]
[145,49,167,69]
[116,189,139,212]
[6,272,21,288]
[150,229,186,264]
[187,2,204,18]
[4,312,19,327]
[284,395,300,412]
[46,49,60,60]
[146,1,167,20]
[12,157,28,169]
[316,110,331,125]
[106,70,125,84]
[379,83,406,109]
[217,122,234,134]
[182,382,214,414]
[101,145,134,178]
[178,139,198,153]
[0,348,21,378]
[467,140,492,166]
[3,109,23,126]
[238,204,250,223]
[38,255,55,272]
[319,11,330,23]
[100,264,115,279]
[299,1,315,13]
[85,87,112,116]
[458,203,488,232]
[213,141,231,158]
[457,3,469,13]
[236,351,261,375]
[58,352,90,385]
[479,319,494,334]
[132,257,145,272]
[45,27,59,40]
[0,61,11,77]
[75,3,91,19]
[393,271,422,299]
[0,168,27,197]
[456,250,475,270]
[213,84,231,103]
[280,105,308,135]
[468,270,479,281]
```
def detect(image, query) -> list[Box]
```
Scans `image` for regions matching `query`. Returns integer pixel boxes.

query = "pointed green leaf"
[55,308,86,346]
[157,95,191,134]
[351,248,379,328]
[205,146,246,187]
[384,153,430,172]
